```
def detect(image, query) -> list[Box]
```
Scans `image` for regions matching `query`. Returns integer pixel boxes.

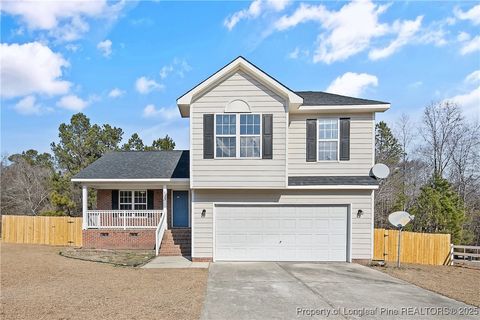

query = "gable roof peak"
[177,56,303,117]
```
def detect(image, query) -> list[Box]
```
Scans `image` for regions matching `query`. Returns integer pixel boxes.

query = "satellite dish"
[388,211,414,228]
[371,163,390,179]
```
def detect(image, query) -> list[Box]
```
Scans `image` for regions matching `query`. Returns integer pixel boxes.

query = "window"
[215,113,261,158]
[240,114,261,157]
[119,190,147,210]
[318,119,339,161]
[134,191,147,210]
[119,191,132,210]
[216,114,236,158]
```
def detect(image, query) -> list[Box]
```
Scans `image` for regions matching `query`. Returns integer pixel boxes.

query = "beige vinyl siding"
[288,113,374,176]
[192,189,373,260]
[190,70,287,188]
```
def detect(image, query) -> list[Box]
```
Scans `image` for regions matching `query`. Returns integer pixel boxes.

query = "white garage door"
[215,204,348,261]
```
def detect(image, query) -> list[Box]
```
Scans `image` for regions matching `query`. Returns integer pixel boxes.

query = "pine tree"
[374,121,403,227]
[375,121,402,167]
[411,175,469,244]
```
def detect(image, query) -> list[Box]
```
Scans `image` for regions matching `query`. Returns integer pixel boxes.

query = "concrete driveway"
[201,262,478,320]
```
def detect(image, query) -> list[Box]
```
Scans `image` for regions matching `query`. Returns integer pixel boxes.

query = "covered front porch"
[71,150,191,254]
[82,186,170,230]
[78,179,191,255]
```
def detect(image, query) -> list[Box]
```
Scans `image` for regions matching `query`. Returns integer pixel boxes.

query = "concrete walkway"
[202,262,478,320]
[142,256,209,269]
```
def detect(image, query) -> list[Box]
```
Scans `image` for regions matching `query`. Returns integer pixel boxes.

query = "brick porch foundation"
[83,229,155,250]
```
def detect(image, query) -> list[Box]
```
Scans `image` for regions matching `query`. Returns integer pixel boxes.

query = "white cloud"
[275,1,391,64]
[465,70,480,84]
[14,96,41,115]
[97,39,112,57]
[56,94,89,111]
[135,76,164,94]
[287,47,309,59]
[0,42,71,99]
[266,0,290,12]
[408,81,423,89]
[159,65,174,79]
[275,3,327,30]
[288,47,300,59]
[142,104,178,120]
[454,4,480,25]
[448,87,480,119]
[224,0,262,30]
[369,16,423,60]
[159,58,192,79]
[0,0,125,41]
[457,31,471,42]
[460,35,480,55]
[224,0,290,30]
[326,72,378,97]
[108,88,125,98]
[444,70,480,119]
[65,43,80,52]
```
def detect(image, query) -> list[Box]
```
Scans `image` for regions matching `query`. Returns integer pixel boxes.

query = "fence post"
[450,244,454,265]
[82,185,88,230]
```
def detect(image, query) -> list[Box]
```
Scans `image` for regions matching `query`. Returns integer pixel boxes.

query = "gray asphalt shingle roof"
[73,150,189,179]
[288,176,379,186]
[295,91,388,106]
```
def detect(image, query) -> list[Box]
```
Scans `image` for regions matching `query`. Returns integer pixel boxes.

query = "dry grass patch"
[372,263,480,307]
[1,243,208,320]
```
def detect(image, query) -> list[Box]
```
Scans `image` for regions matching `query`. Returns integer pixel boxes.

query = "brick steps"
[159,229,191,256]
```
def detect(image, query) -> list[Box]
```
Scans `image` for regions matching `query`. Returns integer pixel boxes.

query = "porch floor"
[143,256,209,269]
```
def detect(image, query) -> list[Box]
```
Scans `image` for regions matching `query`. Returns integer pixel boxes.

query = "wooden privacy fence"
[374,228,451,265]
[1,215,82,246]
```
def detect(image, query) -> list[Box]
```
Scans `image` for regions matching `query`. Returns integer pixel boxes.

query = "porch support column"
[162,185,168,226]
[82,185,88,230]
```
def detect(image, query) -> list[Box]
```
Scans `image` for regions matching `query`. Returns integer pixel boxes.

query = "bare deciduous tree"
[420,101,463,177]
[1,158,51,215]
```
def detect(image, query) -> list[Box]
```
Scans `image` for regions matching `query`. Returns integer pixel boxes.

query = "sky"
[1,0,479,155]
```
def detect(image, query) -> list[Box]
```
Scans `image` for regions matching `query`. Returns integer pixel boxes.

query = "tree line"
[1,113,175,217]
[375,102,479,245]
[1,103,479,244]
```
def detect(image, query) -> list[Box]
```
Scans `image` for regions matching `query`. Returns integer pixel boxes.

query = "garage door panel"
[215,205,348,261]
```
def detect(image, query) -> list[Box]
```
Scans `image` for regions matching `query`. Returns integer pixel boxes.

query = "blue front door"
[173,191,189,228]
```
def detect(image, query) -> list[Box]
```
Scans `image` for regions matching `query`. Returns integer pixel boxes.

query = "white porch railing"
[155,211,168,255]
[86,210,163,229]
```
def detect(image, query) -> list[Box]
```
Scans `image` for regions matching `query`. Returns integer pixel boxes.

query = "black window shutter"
[111,190,119,210]
[203,114,214,159]
[147,190,154,209]
[306,119,317,162]
[339,118,350,161]
[262,114,273,159]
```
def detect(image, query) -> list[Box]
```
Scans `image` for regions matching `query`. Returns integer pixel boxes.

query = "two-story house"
[72,57,390,263]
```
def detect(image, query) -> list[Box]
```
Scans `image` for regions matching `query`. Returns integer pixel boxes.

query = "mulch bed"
[60,247,155,267]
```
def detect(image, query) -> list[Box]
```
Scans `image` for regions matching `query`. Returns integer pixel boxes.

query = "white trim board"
[294,104,390,113]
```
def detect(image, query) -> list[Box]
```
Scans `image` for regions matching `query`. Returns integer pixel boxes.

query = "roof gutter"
[294,104,390,113]
[71,178,190,183]
[287,185,379,190]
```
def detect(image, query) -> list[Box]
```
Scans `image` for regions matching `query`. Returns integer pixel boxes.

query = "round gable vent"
[225,99,251,113]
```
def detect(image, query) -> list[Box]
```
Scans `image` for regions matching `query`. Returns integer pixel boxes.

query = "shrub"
[39,210,66,216]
